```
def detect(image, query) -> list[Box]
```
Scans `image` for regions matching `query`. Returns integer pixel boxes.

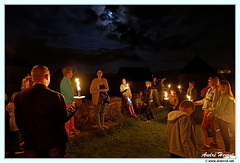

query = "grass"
[66,107,204,158]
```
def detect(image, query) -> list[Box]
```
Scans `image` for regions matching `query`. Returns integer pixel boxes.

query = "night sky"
[5,5,235,74]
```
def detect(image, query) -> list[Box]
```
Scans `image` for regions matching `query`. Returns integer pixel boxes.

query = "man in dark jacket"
[14,65,81,158]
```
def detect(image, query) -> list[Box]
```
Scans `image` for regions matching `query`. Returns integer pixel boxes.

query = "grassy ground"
[66,107,206,158]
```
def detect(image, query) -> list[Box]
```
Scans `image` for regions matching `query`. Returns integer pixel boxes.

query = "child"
[120,78,137,117]
[140,81,154,122]
[166,100,196,158]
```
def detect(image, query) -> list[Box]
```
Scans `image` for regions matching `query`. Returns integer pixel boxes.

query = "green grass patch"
[66,108,204,158]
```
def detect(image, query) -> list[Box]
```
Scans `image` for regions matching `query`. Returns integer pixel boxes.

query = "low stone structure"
[74,95,144,130]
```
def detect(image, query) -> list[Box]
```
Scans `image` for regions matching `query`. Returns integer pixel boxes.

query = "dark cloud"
[5,5,235,73]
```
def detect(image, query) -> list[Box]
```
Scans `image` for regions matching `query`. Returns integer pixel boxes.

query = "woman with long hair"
[90,69,110,130]
[210,80,235,152]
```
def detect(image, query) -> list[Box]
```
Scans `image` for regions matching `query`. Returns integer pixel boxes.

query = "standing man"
[186,81,198,101]
[195,76,221,151]
[166,100,196,158]
[14,65,81,157]
[60,67,80,136]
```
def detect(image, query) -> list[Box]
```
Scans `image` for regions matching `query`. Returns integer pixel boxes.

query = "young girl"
[140,81,154,122]
[210,80,235,152]
[120,78,137,117]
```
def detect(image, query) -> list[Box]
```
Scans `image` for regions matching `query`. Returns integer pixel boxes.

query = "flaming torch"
[75,78,81,97]
[164,91,169,100]
[168,84,171,89]
[178,85,181,91]
[186,95,191,101]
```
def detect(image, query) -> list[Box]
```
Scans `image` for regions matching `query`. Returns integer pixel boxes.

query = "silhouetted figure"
[15,65,81,158]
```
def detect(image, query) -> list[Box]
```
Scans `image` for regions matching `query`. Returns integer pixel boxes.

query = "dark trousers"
[216,118,230,152]
[142,105,154,120]
[170,153,184,158]
[34,143,66,158]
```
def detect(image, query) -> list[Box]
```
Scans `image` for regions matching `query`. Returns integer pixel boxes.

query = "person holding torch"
[60,67,80,136]
[120,78,137,117]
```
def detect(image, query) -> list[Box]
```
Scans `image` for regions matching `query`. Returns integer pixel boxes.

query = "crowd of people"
[5,65,235,158]
[167,77,235,158]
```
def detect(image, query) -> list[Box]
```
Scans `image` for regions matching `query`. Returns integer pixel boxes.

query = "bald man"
[14,65,81,158]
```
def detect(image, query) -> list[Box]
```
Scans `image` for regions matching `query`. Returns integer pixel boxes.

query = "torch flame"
[164,91,168,98]
[186,95,191,101]
[75,78,81,91]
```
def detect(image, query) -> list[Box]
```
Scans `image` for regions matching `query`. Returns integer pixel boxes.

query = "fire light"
[75,78,81,96]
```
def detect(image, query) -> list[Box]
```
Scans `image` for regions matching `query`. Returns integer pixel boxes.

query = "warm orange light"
[186,95,191,101]
[164,91,169,100]
[75,78,81,91]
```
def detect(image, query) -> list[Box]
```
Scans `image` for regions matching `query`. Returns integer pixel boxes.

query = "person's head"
[21,73,34,90]
[96,69,103,78]
[208,76,219,87]
[122,78,127,84]
[145,81,152,88]
[31,65,50,86]
[179,100,195,116]
[153,77,157,82]
[218,80,234,97]
[62,67,73,78]
[189,81,195,87]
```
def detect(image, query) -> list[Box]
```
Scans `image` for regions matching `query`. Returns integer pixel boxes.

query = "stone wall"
[74,94,143,130]
[74,96,124,130]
